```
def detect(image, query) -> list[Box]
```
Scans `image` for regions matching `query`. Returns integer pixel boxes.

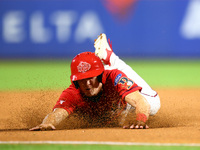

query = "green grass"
[0,59,200,91]
[125,59,200,88]
[0,60,71,91]
[0,144,199,150]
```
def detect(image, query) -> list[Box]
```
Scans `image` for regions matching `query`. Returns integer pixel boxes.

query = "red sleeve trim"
[121,86,142,100]
[53,105,73,115]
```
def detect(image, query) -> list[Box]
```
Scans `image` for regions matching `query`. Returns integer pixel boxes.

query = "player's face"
[77,76,103,97]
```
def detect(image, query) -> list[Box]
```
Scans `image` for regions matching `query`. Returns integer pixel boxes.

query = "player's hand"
[123,113,149,129]
[29,124,56,131]
[123,121,149,129]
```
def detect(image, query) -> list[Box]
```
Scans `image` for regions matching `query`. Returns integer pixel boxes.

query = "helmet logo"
[77,61,91,73]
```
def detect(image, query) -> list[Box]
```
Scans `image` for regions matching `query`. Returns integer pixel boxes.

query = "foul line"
[0,141,200,147]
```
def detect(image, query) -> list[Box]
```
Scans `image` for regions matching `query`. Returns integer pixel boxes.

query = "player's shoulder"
[102,69,125,83]
[63,84,78,92]
[60,84,80,99]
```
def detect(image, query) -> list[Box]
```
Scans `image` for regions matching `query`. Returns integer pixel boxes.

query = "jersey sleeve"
[53,85,79,115]
[105,69,142,100]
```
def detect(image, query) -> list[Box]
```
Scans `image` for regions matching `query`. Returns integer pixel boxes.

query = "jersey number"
[118,77,134,90]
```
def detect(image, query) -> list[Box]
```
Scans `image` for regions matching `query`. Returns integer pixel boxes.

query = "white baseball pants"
[104,53,161,116]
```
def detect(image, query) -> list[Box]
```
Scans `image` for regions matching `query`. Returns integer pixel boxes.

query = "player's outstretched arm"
[29,108,69,131]
[124,91,150,129]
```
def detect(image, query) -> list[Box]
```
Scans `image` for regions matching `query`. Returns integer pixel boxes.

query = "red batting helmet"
[70,52,104,82]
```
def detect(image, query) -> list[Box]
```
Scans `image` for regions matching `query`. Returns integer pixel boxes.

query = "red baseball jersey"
[53,69,142,123]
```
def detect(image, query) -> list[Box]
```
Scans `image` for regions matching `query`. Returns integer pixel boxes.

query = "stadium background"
[1,0,200,59]
[0,0,200,150]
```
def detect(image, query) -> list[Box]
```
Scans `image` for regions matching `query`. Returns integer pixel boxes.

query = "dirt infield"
[0,88,200,144]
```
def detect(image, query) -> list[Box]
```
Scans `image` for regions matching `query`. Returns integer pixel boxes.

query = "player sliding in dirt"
[30,33,160,131]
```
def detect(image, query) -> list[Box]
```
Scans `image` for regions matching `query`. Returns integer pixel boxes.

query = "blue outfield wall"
[0,0,200,59]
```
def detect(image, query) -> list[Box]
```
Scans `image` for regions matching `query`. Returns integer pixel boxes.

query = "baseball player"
[30,33,160,131]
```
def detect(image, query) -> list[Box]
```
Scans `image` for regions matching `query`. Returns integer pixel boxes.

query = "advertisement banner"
[0,0,200,58]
